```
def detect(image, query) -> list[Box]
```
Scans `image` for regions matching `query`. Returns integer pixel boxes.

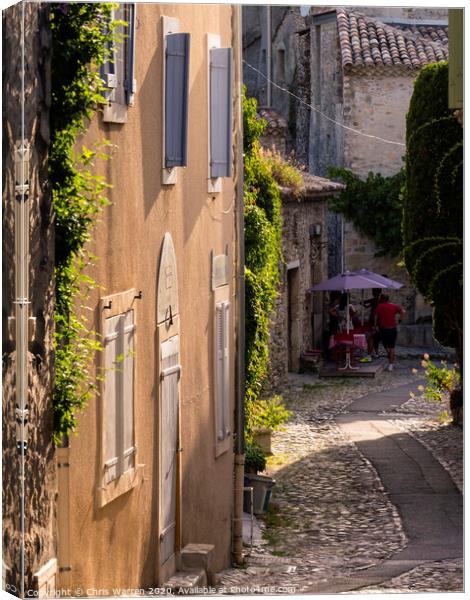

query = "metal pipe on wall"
[231,3,245,567]
[15,3,29,596]
[266,6,272,106]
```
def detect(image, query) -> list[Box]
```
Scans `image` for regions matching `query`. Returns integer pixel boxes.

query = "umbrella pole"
[346,290,350,333]
[361,289,364,326]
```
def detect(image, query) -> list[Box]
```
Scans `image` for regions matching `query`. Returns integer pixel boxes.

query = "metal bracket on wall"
[15,405,29,453]
[14,141,30,197]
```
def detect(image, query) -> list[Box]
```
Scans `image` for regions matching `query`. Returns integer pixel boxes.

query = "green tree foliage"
[243,89,284,439]
[50,3,120,442]
[402,61,463,361]
[327,167,405,257]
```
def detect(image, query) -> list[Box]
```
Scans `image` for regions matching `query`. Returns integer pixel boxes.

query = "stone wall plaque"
[157,233,179,324]
[212,253,229,290]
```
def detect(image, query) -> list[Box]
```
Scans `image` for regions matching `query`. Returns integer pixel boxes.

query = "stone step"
[180,543,215,585]
[163,569,207,593]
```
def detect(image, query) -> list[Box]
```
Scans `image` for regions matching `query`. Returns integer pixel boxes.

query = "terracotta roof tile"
[336,8,448,71]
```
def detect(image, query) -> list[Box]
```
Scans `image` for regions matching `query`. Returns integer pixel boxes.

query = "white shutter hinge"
[15,406,29,453]
[15,141,30,196]
[106,73,117,89]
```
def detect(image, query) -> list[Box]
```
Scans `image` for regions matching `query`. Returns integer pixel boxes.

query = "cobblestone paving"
[218,355,463,594]
[356,559,464,593]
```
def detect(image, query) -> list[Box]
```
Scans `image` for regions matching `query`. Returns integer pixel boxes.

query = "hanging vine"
[50,2,122,443]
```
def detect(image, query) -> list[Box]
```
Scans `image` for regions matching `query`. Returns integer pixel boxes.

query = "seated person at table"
[328,291,342,335]
[335,293,357,332]
[374,294,405,371]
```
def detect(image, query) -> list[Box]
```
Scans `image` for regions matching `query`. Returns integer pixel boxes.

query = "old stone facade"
[268,174,344,386]
[2,3,56,596]
[243,6,450,342]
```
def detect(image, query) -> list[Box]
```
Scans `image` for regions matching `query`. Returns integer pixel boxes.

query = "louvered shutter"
[210,48,233,178]
[165,33,190,168]
[215,302,230,441]
[122,310,136,473]
[125,3,137,105]
[104,315,121,484]
[160,335,181,565]
[100,8,117,99]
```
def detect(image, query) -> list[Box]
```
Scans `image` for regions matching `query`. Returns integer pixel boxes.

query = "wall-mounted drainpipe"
[232,4,245,567]
[14,3,30,597]
[266,6,272,107]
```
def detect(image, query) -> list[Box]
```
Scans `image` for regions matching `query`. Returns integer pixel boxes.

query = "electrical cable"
[243,59,406,147]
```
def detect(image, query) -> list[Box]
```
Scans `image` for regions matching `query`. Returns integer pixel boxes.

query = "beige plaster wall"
[64,4,238,591]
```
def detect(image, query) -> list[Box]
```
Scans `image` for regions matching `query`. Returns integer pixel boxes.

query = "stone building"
[243,6,450,344]
[3,3,244,596]
[269,173,345,385]
[2,3,57,597]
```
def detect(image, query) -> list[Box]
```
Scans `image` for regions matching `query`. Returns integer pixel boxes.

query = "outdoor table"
[329,333,367,370]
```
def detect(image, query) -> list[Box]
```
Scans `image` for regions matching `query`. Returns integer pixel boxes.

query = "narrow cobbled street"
[219,351,463,594]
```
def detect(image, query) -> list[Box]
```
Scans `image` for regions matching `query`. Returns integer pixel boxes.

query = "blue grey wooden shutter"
[210,48,233,178]
[125,3,136,105]
[165,33,190,168]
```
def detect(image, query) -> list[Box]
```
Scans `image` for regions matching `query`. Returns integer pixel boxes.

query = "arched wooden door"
[156,233,181,583]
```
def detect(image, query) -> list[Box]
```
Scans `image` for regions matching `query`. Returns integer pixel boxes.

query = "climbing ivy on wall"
[243,88,283,439]
[402,61,463,362]
[327,167,405,257]
[50,2,121,442]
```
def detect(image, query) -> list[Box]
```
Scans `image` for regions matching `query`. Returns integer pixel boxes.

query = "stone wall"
[342,71,413,177]
[268,192,329,387]
[2,3,56,596]
[341,70,432,323]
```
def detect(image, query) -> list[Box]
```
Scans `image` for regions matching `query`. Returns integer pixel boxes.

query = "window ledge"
[103,102,128,124]
[97,463,144,508]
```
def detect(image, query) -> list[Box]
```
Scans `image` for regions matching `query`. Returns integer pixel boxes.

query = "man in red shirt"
[374,294,406,371]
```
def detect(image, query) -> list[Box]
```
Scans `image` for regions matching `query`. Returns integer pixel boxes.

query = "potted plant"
[251,395,291,455]
[244,441,275,515]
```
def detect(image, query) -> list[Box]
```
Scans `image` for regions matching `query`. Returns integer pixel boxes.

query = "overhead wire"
[243,59,406,147]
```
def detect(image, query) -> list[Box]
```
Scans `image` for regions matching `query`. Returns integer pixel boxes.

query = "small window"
[99,289,141,507]
[101,3,137,123]
[276,48,286,81]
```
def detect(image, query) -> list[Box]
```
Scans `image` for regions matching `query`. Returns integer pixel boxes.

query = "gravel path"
[217,356,463,594]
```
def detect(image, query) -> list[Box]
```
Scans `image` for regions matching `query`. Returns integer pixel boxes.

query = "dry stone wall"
[268,193,329,388]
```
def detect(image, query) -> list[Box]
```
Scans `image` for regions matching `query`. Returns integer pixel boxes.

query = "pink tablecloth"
[329,334,367,351]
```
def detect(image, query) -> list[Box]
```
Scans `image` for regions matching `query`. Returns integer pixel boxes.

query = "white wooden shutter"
[104,310,136,484]
[125,3,137,105]
[104,314,120,484]
[100,8,117,100]
[122,310,136,473]
[160,335,181,565]
[215,302,230,441]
